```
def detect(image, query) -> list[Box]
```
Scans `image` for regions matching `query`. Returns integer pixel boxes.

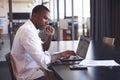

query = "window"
[46,0,91,40]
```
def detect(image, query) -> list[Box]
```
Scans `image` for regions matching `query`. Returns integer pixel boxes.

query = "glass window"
[48,0,91,40]
[66,0,72,17]
[59,0,64,19]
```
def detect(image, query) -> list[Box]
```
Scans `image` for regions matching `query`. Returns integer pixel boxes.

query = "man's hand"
[61,50,76,59]
[40,25,55,51]
[45,25,55,36]
[51,50,76,63]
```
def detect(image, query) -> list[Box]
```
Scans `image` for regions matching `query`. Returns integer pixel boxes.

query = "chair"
[5,52,55,80]
[5,52,17,80]
[103,37,115,46]
[44,68,55,80]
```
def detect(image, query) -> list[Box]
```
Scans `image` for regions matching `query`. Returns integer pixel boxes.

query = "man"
[11,5,75,80]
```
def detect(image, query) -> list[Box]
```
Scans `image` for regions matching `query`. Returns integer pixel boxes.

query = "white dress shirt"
[11,20,51,80]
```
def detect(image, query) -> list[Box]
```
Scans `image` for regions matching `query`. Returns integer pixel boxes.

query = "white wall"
[0,0,9,34]
[12,3,35,12]
[0,0,36,34]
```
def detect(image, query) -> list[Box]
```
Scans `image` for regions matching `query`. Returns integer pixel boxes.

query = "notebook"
[60,37,91,62]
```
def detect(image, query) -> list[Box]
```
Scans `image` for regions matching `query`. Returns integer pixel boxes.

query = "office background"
[0,0,120,47]
[0,0,120,80]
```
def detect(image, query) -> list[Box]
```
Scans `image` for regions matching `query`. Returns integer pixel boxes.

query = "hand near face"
[61,50,76,59]
[45,25,55,36]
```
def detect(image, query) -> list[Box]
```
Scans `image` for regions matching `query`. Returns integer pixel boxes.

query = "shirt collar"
[28,20,40,34]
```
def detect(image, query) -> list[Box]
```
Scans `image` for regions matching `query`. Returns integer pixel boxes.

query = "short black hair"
[32,5,50,15]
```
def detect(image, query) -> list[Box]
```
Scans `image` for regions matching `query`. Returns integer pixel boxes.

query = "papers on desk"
[79,60,120,67]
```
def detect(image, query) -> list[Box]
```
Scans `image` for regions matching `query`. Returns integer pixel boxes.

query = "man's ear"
[31,13,39,26]
[32,13,39,20]
[31,13,40,25]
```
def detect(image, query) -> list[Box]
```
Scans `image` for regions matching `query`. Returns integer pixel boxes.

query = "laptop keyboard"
[69,55,82,60]
[59,55,83,62]
[52,59,81,65]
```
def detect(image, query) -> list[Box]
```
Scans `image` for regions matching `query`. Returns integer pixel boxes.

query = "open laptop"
[60,37,91,62]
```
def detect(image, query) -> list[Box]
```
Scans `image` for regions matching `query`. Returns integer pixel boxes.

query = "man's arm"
[40,26,55,51]
[42,35,52,51]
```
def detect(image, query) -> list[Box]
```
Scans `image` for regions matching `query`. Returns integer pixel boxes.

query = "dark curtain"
[90,0,112,42]
[111,0,120,47]
[91,0,120,47]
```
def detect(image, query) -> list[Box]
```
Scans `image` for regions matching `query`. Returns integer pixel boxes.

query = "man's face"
[36,10,50,30]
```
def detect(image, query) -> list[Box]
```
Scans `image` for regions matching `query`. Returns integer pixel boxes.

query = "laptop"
[60,37,91,62]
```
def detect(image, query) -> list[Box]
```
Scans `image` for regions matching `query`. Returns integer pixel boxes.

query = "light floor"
[0,34,11,80]
[0,34,10,61]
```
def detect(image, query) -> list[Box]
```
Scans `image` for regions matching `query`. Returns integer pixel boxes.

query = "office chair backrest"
[5,52,17,80]
[103,37,115,46]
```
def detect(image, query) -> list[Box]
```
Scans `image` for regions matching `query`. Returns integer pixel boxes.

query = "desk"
[51,40,120,80]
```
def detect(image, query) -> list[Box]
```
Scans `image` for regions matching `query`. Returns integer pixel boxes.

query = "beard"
[36,24,46,30]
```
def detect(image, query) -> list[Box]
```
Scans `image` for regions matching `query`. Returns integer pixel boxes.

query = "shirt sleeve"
[21,29,51,69]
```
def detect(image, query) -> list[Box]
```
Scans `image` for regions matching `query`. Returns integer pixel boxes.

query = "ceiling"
[12,0,35,3]
[0,0,50,5]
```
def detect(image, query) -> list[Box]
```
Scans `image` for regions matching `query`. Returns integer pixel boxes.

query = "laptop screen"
[76,37,91,58]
